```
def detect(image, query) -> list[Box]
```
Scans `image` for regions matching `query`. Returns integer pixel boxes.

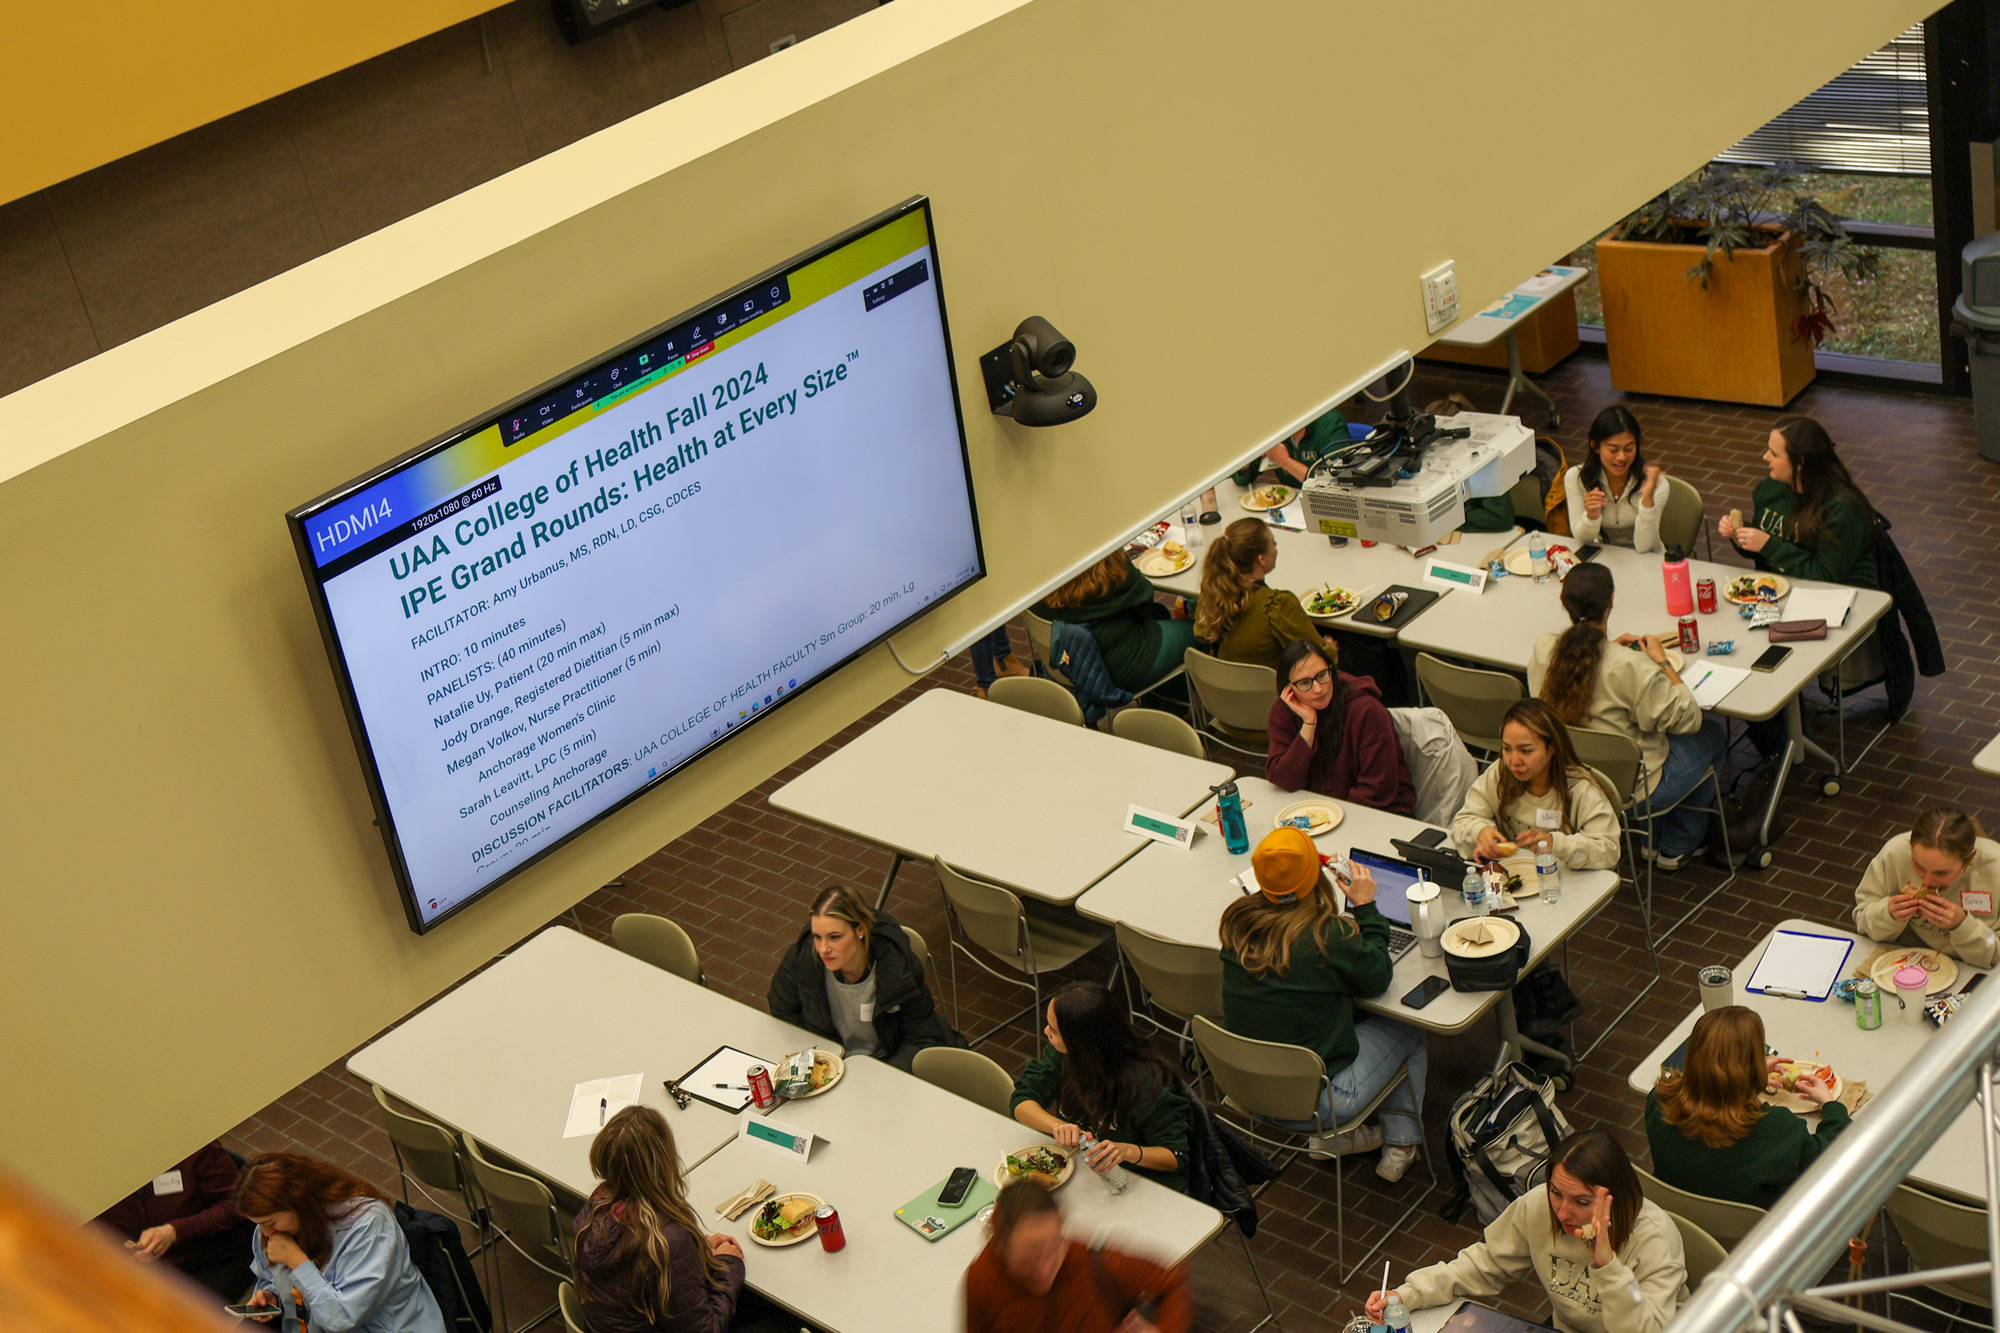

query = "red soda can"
[1696,578,1717,614]
[814,1204,845,1252]
[1677,616,1701,654]
[747,1065,776,1110]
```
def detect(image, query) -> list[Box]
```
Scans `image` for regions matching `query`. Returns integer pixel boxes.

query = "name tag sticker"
[1124,804,1198,851]
[151,1171,184,1196]
[1964,891,1993,915]
[1422,558,1487,595]
[741,1115,816,1162]
[858,1001,875,1023]
[1535,808,1563,829]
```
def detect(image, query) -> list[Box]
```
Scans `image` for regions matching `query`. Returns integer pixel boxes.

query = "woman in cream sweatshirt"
[1367,1131,1687,1333]
[1564,407,1668,552]
[1451,699,1621,871]
[1853,808,2000,968]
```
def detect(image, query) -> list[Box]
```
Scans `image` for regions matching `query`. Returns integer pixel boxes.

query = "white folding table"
[1975,734,2000,776]
[347,927,832,1197]
[1627,918,1990,1203]
[1430,263,1591,424]
[1396,544,1892,861]
[769,689,1235,908]
[683,1054,1223,1333]
[1073,777,1621,1068]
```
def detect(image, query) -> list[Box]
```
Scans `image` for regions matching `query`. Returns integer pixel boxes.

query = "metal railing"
[1670,975,2000,1333]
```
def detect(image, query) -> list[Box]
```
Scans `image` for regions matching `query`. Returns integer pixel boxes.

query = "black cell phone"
[938,1165,979,1207]
[1575,544,1602,563]
[224,1305,283,1321]
[1751,645,1792,673]
[1410,828,1447,848]
[1401,975,1453,1009]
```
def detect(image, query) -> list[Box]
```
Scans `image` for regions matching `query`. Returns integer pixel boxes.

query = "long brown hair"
[584,1106,726,1321]
[1194,519,1274,640]
[233,1152,388,1268]
[1277,639,1348,752]
[1579,406,1648,494]
[1547,1131,1643,1254]
[1652,1006,1769,1150]
[1045,982,1178,1136]
[1541,563,1613,726]
[1770,416,1876,551]
[1494,699,1605,832]
[1218,863,1357,978]
[1044,553,1132,610]
[1912,807,1983,864]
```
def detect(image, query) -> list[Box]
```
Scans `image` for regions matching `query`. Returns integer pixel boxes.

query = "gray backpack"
[1445,1061,1572,1226]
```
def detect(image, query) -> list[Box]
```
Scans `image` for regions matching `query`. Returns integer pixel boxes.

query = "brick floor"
[217,350,1992,1331]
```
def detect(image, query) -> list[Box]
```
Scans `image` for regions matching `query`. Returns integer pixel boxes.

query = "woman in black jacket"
[767,885,963,1071]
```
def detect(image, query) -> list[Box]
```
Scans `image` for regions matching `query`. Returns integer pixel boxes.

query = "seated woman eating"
[1010,982,1190,1192]
[573,1106,746,1333]
[1193,518,1331,672]
[1646,1005,1847,1210]
[1854,807,2000,968]
[1564,407,1669,552]
[1451,698,1620,871]
[1031,551,1193,698]
[1368,1130,1686,1333]
[1219,827,1425,1182]
[1528,563,1724,870]
[1266,639,1414,815]
[767,885,963,1073]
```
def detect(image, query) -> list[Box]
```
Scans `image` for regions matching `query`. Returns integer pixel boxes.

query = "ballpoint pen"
[715,1083,751,1091]
[1764,986,1809,1000]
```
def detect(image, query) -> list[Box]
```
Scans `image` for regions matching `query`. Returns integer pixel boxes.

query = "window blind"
[1716,24,1929,175]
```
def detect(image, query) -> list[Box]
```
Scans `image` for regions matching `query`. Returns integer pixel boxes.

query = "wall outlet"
[1421,261,1459,334]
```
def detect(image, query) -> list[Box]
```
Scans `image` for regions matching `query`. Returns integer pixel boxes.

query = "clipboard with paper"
[1745,929,1853,1002]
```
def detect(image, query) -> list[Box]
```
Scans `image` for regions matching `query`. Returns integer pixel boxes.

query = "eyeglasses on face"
[1288,668,1332,691]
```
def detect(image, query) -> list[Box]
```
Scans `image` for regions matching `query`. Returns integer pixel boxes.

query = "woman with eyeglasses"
[1266,639,1414,815]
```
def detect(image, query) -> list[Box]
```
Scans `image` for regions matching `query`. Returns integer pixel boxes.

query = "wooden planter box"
[1597,227,1814,407]
[1422,289,1580,373]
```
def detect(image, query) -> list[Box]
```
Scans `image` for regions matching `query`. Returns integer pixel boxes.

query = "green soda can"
[1855,978,1883,1030]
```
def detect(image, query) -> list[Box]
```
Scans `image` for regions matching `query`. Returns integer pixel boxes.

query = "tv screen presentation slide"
[290,200,981,931]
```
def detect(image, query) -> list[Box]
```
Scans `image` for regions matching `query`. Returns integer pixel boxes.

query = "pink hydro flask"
[1662,544,1695,617]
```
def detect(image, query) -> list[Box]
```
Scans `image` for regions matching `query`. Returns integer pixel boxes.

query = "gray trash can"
[1954,232,2000,463]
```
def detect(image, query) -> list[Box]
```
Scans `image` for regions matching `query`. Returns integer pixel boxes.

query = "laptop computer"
[1346,848,1430,961]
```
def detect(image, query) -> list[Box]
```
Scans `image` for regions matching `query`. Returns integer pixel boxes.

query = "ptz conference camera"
[980,316,1097,426]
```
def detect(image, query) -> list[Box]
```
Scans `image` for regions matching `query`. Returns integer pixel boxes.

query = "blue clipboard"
[1744,929,1854,1002]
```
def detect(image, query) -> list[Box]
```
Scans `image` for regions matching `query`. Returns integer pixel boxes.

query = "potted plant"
[1596,164,1879,406]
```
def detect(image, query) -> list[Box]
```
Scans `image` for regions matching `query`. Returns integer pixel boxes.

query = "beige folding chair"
[932,855,1114,1049]
[463,1137,577,1333]
[558,1281,589,1333]
[1886,1182,1994,1309]
[987,675,1086,727]
[901,924,932,979]
[1658,475,1710,560]
[1023,608,1069,686]
[912,1046,1016,1117]
[1191,1015,1431,1285]
[369,1086,497,1297]
[1114,921,1224,1039]
[610,913,704,985]
[1506,473,1545,524]
[1413,653,1523,757]
[1110,706,1209,759]
[1663,1209,1729,1290]
[1634,1165,1766,1250]
[1182,648,1275,760]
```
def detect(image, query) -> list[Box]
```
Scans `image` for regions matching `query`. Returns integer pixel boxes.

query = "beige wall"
[0,0,1930,1215]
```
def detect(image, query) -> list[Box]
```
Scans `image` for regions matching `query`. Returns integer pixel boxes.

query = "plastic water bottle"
[1529,530,1550,584]
[1076,1133,1130,1194]
[1461,863,1488,915]
[1384,1292,1413,1333]
[1536,849,1561,905]
[1180,501,1203,548]
[1214,781,1250,856]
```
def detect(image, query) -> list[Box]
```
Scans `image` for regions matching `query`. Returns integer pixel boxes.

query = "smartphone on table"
[1401,975,1452,1009]
[938,1165,979,1207]
[1751,645,1792,673]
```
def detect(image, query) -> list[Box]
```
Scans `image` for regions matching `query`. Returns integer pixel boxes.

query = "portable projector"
[1300,412,1535,548]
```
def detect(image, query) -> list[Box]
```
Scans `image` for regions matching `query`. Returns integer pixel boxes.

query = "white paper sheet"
[1746,931,1854,1000]
[564,1073,644,1138]
[1680,659,1750,708]
[1778,588,1856,628]
[675,1045,773,1113]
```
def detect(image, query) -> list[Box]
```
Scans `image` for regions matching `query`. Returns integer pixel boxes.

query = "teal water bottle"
[1214,781,1250,855]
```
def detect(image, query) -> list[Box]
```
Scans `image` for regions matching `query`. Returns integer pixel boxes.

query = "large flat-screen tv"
[289,198,981,932]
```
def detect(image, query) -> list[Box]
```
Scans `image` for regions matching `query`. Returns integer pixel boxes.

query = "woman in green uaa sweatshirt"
[1718,415,1881,590]
[1010,981,1190,1192]
[1646,1004,1849,1210]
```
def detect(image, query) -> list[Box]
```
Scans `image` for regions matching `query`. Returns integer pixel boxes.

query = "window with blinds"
[1716,24,1929,175]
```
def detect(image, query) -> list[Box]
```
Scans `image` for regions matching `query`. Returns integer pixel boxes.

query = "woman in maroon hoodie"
[1266,640,1415,815]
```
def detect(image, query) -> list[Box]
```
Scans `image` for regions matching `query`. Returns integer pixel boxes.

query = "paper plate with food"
[1763,1059,1839,1115]
[993,1144,1074,1190]
[772,1050,844,1099]
[1274,800,1343,837]
[1725,573,1790,606]
[1303,585,1361,618]
[1442,915,1521,958]
[1868,947,1959,997]
[1503,544,1572,577]
[1135,540,1195,577]
[748,1193,827,1247]
[1240,485,1295,512]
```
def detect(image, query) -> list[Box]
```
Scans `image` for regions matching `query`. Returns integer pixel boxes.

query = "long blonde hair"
[583,1106,725,1321]
[1194,519,1273,640]
[1218,868,1356,978]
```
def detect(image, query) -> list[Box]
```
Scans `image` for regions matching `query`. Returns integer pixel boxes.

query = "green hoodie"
[1749,478,1879,590]
[1030,560,1171,692]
